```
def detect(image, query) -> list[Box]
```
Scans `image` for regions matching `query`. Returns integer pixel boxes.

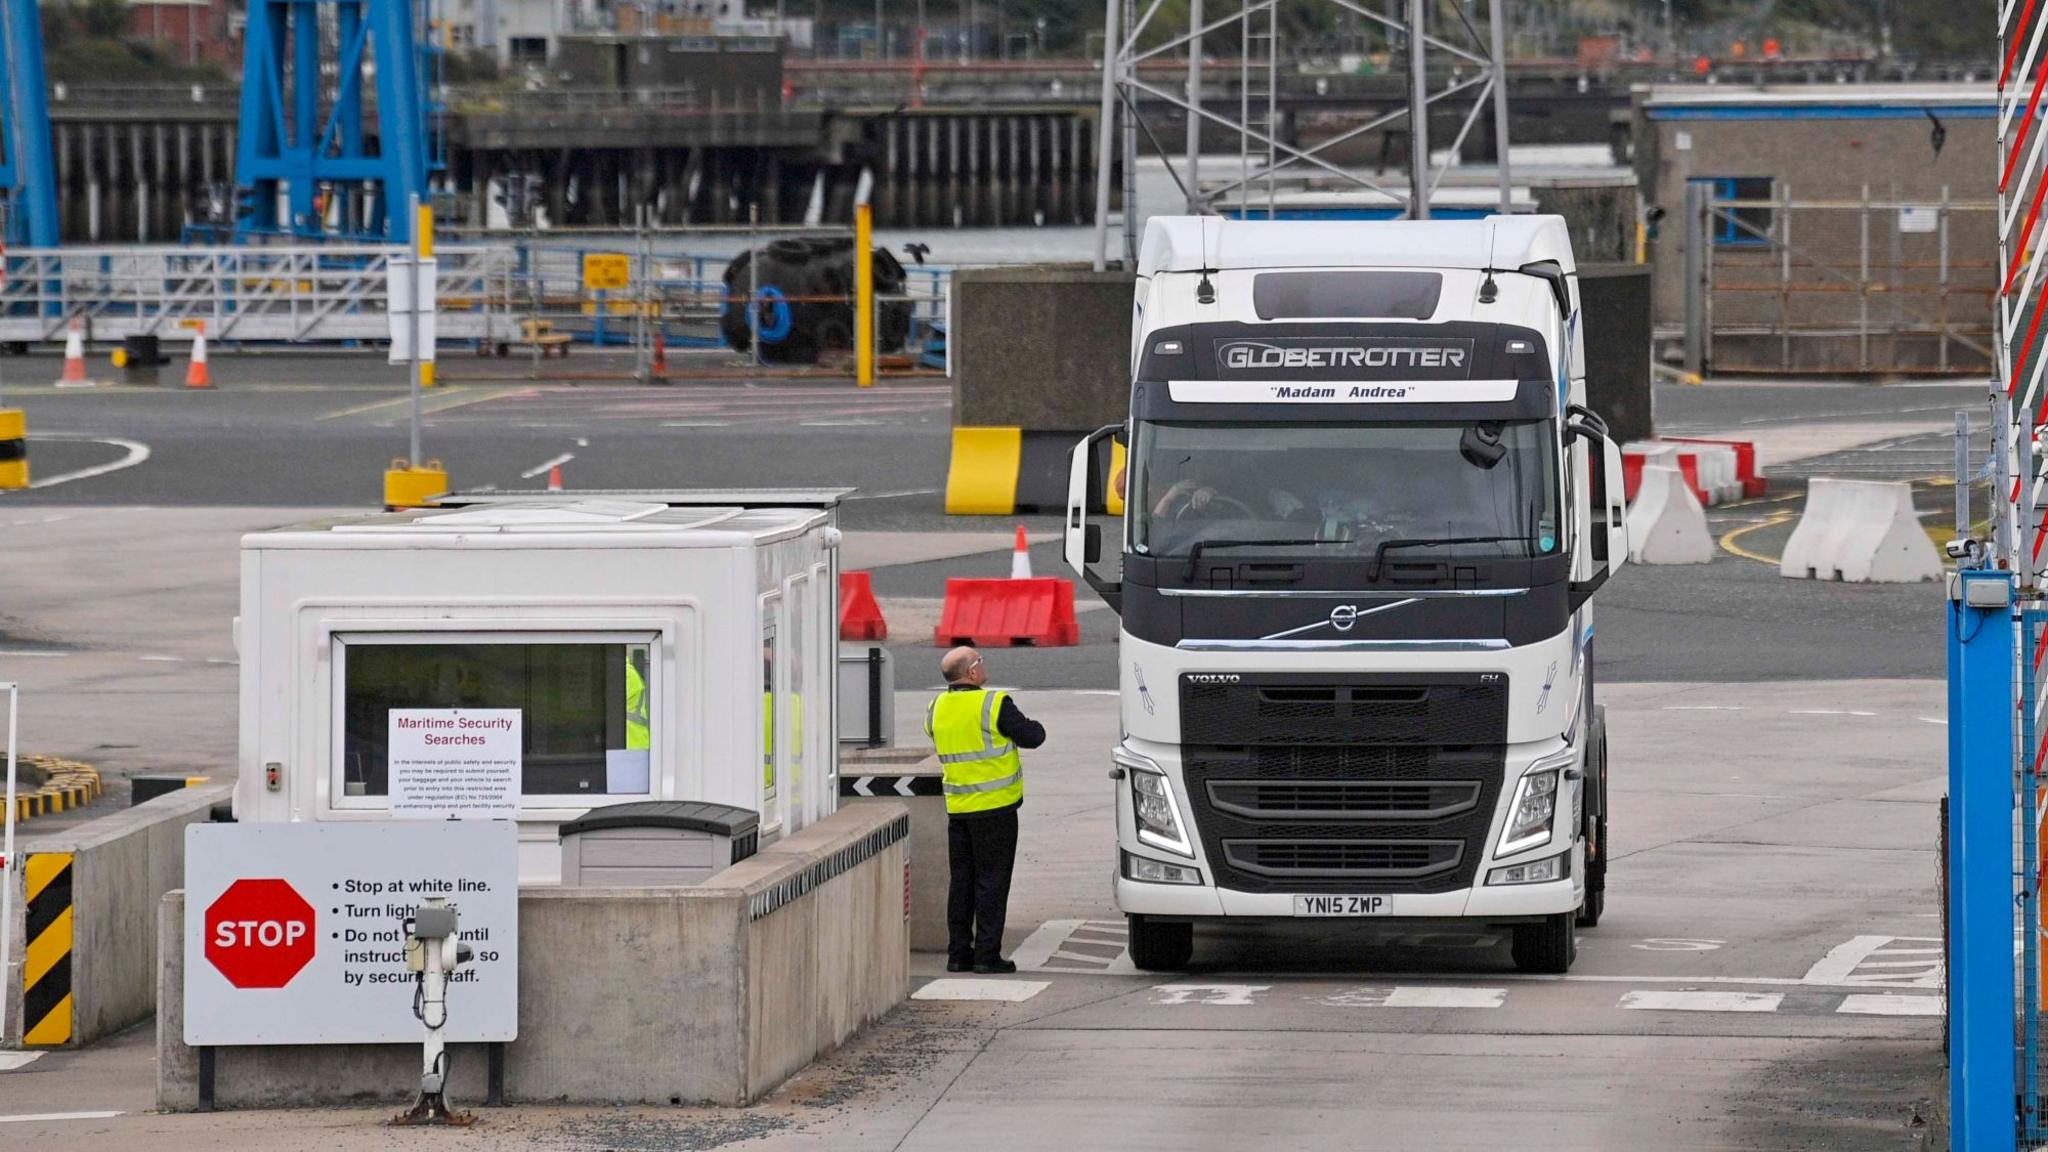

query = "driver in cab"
[1150,475,1307,522]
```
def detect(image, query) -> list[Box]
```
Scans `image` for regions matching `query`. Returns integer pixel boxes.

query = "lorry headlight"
[1118,750,1193,858]
[1123,851,1203,885]
[1486,852,1569,886]
[1499,768,1561,857]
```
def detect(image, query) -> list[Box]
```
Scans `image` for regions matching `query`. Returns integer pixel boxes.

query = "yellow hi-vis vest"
[626,661,650,751]
[925,688,1024,815]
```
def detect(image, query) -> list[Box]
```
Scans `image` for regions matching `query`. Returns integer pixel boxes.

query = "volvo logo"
[1259,598,1420,641]
[1186,673,1242,684]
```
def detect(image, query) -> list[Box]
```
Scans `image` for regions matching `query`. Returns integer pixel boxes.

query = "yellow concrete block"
[0,408,25,439]
[0,458,27,490]
[1106,438,1128,518]
[384,461,449,509]
[945,427,1022,515]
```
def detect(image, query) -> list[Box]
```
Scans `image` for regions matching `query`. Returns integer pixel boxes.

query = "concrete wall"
[951,265,1136,431]
[158,803,910,1110]
[1532,178,1641,266]
[4,783,231,1049]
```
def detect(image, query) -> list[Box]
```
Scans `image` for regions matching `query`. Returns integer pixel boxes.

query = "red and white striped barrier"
[1622,439,1764,508]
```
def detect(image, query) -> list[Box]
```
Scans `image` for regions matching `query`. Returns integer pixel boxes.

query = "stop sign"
[204,878,317,989]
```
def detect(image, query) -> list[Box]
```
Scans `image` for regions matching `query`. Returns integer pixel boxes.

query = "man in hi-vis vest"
[927,645,1046,973]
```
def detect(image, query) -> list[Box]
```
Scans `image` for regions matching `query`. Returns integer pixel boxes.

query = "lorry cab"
[1064,216,1629,973]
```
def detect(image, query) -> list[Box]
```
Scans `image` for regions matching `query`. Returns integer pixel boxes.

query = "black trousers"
[947,806,1019,964]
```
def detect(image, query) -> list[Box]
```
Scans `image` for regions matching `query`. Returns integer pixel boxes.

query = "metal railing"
[0,245,513,345]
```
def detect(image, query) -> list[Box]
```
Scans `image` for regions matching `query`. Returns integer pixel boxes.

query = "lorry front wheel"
[1128,915,1194,971]
[1510,912,1577,974]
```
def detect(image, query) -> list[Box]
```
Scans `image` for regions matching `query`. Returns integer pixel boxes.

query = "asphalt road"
[2,363,1974,683]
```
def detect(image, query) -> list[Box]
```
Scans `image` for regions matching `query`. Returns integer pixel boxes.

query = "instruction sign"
[184,821,518,1045]
[582,252,631,291]
[388,708,522,819]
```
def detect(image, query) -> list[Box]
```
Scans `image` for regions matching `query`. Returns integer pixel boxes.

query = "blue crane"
[0,0,60,247]
[232,0,441,243]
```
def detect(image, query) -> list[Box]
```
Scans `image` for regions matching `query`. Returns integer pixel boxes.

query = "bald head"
[941,646,985,685]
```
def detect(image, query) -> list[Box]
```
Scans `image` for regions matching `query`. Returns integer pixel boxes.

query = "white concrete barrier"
[1625,463,1716,565]
[1779,478,1942,583]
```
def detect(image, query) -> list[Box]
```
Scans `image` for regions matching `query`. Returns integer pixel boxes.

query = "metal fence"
[1684,183,1996,376]
[0,245,512,345]
[0,236,950,378]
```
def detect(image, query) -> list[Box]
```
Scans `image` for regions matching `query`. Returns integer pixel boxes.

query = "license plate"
[1292,894,1392,917]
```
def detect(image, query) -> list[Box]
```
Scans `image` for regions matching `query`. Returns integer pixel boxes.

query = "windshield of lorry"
[1130,420,1560,564]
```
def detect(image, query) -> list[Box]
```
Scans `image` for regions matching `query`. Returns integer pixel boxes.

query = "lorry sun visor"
[1252,271,1442,320]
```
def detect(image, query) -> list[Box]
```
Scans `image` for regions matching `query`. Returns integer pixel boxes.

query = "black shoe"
[972,959,1017,975]
[946,959,972,973]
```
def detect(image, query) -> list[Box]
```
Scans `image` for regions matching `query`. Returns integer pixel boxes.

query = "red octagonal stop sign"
[204,878,317,989]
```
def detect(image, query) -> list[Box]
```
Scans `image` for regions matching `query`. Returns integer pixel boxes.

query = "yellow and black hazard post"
[22,852,74,1046]
[0,408,26,489]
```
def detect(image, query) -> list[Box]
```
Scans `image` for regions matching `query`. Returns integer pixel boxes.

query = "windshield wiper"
[1369,535,1530,581]
[1183,537,1331,579]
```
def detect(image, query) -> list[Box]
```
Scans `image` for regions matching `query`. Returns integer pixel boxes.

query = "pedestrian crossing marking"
[1838,993,1944,1017]
[1014,918,1135,974]
[1314,986,1506,1009]
[1801,935,1944,989]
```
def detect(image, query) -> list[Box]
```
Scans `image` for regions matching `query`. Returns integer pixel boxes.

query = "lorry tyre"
[1577,705,1609,928]
[1128,915,1193,971]
[1511,912,1576,974]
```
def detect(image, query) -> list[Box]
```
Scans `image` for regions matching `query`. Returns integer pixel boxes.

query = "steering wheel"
[1174,493,1259,521]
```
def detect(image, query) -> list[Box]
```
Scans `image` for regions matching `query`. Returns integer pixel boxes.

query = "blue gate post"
[1950,567,2018,1152]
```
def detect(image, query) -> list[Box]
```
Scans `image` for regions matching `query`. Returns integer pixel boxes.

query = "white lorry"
[1063,216,1629,973]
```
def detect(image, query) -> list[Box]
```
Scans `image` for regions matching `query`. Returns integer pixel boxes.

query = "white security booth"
[234,491,845,883]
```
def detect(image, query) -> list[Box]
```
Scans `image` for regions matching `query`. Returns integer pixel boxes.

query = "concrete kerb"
[4,782,232,1050]
[1779,477,1943,583]
[157,802,911,1110]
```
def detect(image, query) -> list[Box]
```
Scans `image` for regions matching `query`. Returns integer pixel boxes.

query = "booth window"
[337,637,656,802]
[788,579,808,818]
[1693,176,1773,246]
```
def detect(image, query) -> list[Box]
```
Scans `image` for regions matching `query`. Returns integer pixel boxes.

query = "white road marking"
[844,487,941,501]
[0,1052,42,1071]
[912,978,1049,1002]
[1153,983,1269,1006]
[1916,717,1948,726]
[1013,919,1135,974]
[1788,709,1878,717]
[0,1111,124,1124]
[659,420,732,428]
[137,655,183,663]
[1838,994,1943,1016]
[1803,935,1944,988]
[0,514,68,528]
[1012,919,1087,971]
[1633,939,1726,952]
[1315,986,1506,1009]
[1660,705,1748,711]
[519,452,575,479]
[1619,990,1785,1012]
[0,651,67,658]
[2,436,152,491]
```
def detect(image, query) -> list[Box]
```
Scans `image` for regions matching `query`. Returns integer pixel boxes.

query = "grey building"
[1633,85,1993,375]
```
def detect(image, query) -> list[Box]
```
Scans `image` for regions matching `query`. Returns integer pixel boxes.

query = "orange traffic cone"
[1009,524,1033,579]
[547,463,564,492]
[651,331,669,379]
[184,324,211,389]
[56,320,94,387]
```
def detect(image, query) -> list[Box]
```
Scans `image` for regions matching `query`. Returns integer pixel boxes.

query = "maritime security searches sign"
[1172,336,1516,404]
[183,822,518,1045]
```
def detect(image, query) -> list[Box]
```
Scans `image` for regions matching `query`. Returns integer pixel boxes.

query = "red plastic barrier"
[1622,451,1646,503]
[934,577,1079,648]
[839,571,888,641]
[1623,446,1710,506]
[1664,436,1765,499]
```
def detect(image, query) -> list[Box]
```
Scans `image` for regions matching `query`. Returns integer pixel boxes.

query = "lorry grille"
[1206,780,1481,821]
[1178,673,1509,895]
[1221,839,1464,880]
